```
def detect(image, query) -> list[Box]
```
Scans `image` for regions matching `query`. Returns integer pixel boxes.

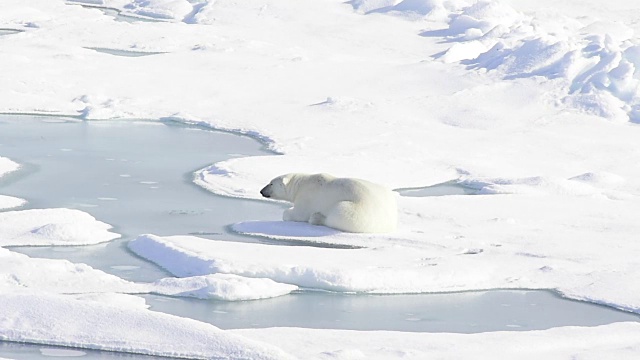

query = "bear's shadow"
[232,220,343,239]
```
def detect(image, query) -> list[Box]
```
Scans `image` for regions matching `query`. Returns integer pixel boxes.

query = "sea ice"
[0,248,142,294]
[0,195,24,211]
[0,208,120,246]
[2,0,640,358]
[0,156,24,210]
[152,273,298,301]
[418,0,640,122]
[130,193,640,312]
[0,157,19,176]
[233,322,640,359]
[0,291,293,360]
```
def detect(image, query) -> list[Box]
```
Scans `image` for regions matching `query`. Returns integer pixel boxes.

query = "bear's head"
[260,174,294,201]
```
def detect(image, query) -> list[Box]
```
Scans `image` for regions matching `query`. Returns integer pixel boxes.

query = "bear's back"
[330,177,390,202]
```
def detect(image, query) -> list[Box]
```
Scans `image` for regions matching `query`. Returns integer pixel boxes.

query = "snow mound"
[368,0,640,122]
[30,223,98,241]
[0,291,293,360]
[0,208,120,246]
[152,273,298,301]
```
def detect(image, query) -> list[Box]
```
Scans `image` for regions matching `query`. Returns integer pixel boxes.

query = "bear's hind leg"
[309,212,326,226]
[324,201,366,233]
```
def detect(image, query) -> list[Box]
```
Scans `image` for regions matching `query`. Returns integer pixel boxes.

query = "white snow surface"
[0,244,295,301]
[3,0,640,358]
[0,208,120,246]
[0,157,24,210]
[0,247,142,294]
[0,157,19,177]
[233,323,640,360]
[152,273,298,301]
[0,245,295,356]
[130,227,640,312]
[0,195,24,211]
[0,290,293,360]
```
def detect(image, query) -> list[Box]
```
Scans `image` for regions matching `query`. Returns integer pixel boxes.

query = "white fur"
[260,173,397,233]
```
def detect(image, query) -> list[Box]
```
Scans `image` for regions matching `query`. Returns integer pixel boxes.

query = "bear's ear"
[281,174,291,186]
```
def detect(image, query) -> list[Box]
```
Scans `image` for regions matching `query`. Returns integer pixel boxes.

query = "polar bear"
[260,173,397,233]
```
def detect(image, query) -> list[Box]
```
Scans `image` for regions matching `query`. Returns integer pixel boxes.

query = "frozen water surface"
[0,115,638,358]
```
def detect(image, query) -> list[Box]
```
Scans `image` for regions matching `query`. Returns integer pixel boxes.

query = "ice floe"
[233,322,640,359]
[0,156,24,210]
[0,195,24,211]
[0,208,120,246]
[0,291,293,359]
[129,225,640,313]
[0,247,141,294]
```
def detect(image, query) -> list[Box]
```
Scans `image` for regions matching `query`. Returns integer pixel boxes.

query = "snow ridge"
[360,0,640,122]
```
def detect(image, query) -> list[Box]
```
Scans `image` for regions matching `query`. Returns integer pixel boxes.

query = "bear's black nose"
[260,186,270,198]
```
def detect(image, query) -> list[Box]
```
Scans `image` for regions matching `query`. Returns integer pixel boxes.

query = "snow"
[0,247,141,294]
[70,292,149,309]
[233,323,640,359]
[2,0,640,358]
[129,223,640,312]
[430,0,640,123]
[0,157,25,210]
[0,157,19,177]
[0,195,25,211]
[0,208,120,246]
[0,239,296,355]
[152,273,298,301]
[0,243,294,303]
[0,291,293,360]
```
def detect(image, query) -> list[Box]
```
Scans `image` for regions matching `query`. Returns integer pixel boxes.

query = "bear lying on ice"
[260,173,397,233]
